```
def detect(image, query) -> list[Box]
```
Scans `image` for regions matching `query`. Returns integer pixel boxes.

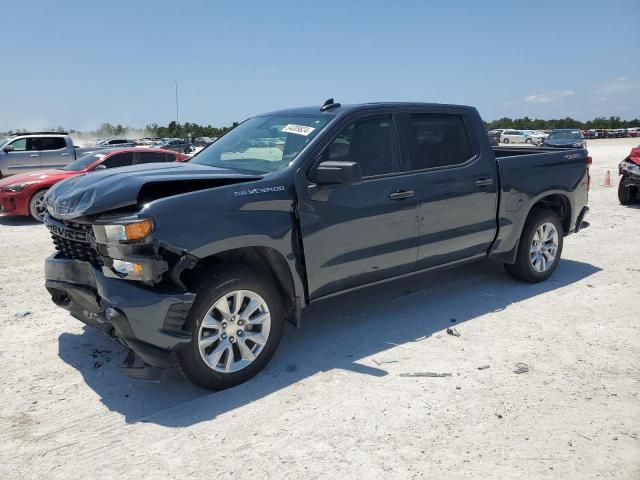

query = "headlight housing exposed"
[572,142,583,148]
[95,219,154,244]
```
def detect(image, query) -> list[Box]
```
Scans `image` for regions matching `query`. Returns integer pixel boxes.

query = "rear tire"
[504,209,564,283]
[177,265,284,390]
[28,189,49,222]
[618,178,638,205]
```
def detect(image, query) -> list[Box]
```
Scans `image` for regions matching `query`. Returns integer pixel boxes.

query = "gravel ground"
[1,138,639,479]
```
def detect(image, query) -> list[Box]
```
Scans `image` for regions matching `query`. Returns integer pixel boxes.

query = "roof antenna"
[320,98,341,112]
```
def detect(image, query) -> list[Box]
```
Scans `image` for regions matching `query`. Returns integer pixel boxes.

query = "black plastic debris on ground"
[446,327,461,337]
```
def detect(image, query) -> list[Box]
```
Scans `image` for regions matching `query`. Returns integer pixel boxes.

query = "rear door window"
[400,113,474,170]
[101,152,134,168]
[322,115,398,177]
[37,137,67,150]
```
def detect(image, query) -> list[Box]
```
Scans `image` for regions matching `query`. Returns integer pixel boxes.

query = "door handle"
[389,190,415,200]
[474,178,494,187]
[29,154,38,157]
[60,153,70,156]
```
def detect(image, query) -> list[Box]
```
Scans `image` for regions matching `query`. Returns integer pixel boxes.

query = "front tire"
[503,138,510,144]
[28,189,49,222]
[504,209,564,283]
[177,265,284,390]
[525,138,533,144]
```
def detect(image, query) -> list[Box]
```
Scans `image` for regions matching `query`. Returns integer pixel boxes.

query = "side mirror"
[3,146,14,153]
[311,161,362,186]
[94,164,107,171]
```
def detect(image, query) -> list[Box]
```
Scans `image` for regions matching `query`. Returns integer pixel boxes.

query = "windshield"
[62,152,106,171]
[0,137,10,149]
[548,130,581,140]
[191,115,331,174]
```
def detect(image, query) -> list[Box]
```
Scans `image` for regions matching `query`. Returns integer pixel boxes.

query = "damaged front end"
[42,163,261,379]
[44,213,198,380]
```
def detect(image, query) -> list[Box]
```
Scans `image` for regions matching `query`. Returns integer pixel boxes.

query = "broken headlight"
[95,219,154,244]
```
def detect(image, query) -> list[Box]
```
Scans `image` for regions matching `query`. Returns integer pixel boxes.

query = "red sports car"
[0,147,188,221]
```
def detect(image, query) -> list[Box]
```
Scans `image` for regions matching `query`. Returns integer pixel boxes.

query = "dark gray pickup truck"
[43,100,590,390]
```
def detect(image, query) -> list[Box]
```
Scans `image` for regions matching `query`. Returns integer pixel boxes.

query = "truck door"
[1,137,40,174]
[395,111,498,270]
[38,136,73,169]
[296,113,420,300]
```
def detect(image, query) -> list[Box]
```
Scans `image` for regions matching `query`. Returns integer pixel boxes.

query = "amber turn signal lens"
[124,219,154,241]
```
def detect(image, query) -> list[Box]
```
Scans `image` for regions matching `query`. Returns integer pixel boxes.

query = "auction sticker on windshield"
[281,124,315,136]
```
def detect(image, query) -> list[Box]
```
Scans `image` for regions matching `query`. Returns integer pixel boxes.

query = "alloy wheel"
[197,290,271,373]
[529,222,559,272]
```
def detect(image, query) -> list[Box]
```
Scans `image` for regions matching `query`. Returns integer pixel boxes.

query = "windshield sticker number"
[282,124,315,136]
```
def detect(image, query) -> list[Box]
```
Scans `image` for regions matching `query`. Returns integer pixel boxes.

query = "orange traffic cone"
[603,170,612,187]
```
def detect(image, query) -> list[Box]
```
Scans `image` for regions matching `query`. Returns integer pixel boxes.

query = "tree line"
[485,116,640,131]
[1,121,240,139]
[3,115,639,139]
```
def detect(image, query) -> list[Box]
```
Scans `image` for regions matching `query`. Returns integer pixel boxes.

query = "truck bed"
[489,146,590,260]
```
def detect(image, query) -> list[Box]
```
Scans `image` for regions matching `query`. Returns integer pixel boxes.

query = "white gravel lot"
[1,138,639,479]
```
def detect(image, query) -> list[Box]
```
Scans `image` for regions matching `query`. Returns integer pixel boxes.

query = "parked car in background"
[0,148,187,221]
[194,136,216,147]
[533,130,549,140]
[0,132,111,178]
[158,139,193,153]
[627,128,640,138]
[487,129,502,145]
[500,129,532,144]
[618,144,640,205]
[95,138,137,147]
[42,100,590,389]
[543,129,586,149]
[522,130,544,145]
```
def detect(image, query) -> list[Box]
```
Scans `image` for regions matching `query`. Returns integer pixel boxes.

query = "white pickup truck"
[0,132,108,178]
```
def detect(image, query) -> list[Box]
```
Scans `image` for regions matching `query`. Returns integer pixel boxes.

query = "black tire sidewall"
[177,266,284,390]
[618,178,637,204]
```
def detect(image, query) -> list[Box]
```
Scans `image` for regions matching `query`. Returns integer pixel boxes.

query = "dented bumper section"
[45,253,196,379]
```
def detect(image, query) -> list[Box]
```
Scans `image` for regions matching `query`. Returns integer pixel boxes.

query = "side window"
[137,151,173,164]
[403,114,474,170]
[101,152,134,169]
[322,115,396,177]
[37,137,66,150]
[8,138,28,151]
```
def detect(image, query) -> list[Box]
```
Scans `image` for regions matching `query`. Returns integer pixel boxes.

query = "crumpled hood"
[44,162,260,219]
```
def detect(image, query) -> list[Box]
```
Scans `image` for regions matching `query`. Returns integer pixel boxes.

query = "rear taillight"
[586,156,592,190]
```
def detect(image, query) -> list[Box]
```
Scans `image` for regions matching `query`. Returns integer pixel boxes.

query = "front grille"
[46,217,103,267]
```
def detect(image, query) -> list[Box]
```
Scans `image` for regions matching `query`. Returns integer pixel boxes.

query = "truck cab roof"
[263,101,477,117]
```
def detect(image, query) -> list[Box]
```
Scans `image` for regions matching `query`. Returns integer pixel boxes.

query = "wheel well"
[183,247,298,325]
[529,194,571,233]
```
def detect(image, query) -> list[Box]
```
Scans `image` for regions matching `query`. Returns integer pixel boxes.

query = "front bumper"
[45,253,196,376]
[0,190,30,216]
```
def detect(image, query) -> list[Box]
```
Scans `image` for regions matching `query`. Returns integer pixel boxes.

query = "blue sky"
[1,0,638,130]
